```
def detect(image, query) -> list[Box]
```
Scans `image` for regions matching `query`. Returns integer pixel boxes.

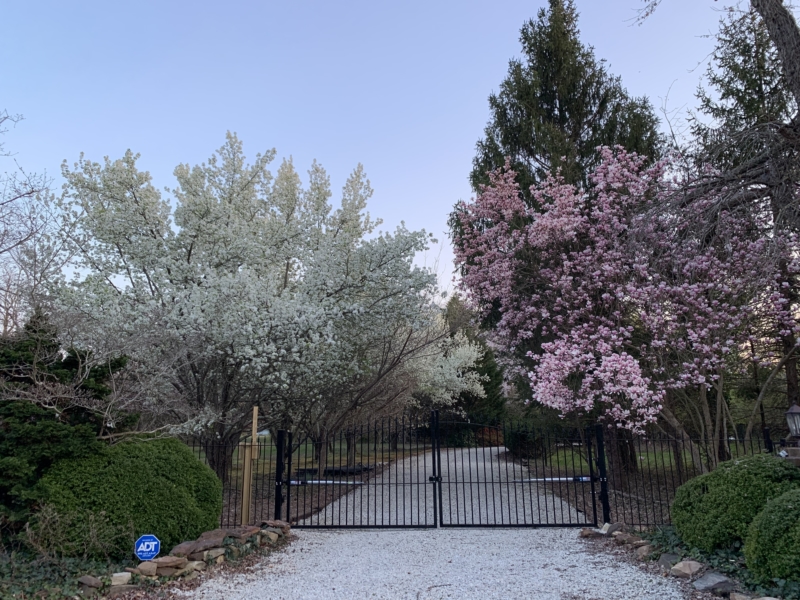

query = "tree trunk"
[313,428,329,478]
[745,348,798,440]
[713,374,731,463]
[661,404,706,475]
[699,382,717,470]
[784,333,799,407]
[778,257,800,407]
[346,430,357,467]
[202,439,237,482]
[751,0,800,107]
[671,437,685,484]
[750,342,767,430]
[606,427,638,491]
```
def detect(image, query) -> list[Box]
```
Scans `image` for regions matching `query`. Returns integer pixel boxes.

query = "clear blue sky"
[2,1,731,289]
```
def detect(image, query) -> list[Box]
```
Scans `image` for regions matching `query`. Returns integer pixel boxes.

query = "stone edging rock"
[77,520,291,597]
[579,524,780,600]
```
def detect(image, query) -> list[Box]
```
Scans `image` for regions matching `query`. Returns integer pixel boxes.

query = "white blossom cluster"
[54,134,482,442]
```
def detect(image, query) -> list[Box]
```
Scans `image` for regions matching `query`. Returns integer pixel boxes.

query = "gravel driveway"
[189,528,686,599]
[189,448,688,599]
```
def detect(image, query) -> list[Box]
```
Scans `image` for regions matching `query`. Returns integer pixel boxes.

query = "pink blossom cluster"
[453,148,799,431]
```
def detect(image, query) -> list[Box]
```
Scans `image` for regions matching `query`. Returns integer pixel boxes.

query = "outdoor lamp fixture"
[787,404,800,438]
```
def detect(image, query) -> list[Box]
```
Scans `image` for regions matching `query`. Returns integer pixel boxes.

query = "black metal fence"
[598,429,772,527]
[289,414,436,528]
[187,413,774,529]
[435,417,598,527]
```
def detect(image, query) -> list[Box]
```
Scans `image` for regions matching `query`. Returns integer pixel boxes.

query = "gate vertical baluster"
[594,424,612,524]
[567,431,579,524]
[344,428,350,526]
[417,415,421,526]
[479,425,489,524]
[466,424,475,526]
[515,423,525,525]
[501,421,512,525]
[393,417,399,526]
[286,431,292,525]
[436,411,445,527]
[401,415,407,526]
[357,422,364,527]
[554,428,566,525]
[384,418,389,526]
[585,427,598,527]
[527,424,538,525]
[429,410,439,528]
[487,425,498,525]
[274,430,286,521]
[373,421,378,527]
[337,429,343,527]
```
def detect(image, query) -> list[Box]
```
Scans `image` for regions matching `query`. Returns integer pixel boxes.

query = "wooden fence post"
[240,406,259,526]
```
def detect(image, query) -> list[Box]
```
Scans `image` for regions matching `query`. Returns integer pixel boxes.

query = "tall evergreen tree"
[469,0,661,200]
[690,6,799,410]
[691,6,796,170]
[452,0,662,359]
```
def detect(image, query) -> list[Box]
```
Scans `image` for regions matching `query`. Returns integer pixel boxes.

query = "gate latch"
[428,476,442,482]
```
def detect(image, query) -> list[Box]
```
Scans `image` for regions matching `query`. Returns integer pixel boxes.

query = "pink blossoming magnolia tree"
[452,147,798,451]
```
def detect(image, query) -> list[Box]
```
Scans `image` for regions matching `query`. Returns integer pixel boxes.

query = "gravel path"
[188,448,688,599]
[189,528,688,599]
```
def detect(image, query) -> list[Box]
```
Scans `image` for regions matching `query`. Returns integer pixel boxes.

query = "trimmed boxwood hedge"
[744,488,800,581]
[671,454,800,552]
[37,438,222,559]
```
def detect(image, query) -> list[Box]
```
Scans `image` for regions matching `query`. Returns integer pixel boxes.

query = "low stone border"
[76,520,291,598]
[580,524,780,600]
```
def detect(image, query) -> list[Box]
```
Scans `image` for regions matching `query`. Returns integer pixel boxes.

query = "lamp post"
[783,405,800,464]
[787,404,800,439]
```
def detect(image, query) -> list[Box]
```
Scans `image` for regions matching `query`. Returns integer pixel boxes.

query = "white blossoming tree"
[56,133,482,475]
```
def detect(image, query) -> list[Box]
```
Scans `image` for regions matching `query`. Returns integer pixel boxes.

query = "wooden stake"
[240,406,259,525]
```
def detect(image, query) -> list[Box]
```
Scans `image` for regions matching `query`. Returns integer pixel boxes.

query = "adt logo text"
[134,534,160,561]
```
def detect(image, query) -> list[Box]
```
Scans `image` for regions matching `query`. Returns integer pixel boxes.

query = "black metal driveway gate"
[276,411,606,529]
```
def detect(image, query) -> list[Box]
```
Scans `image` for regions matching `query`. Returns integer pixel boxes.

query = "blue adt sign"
[134,535,160,561]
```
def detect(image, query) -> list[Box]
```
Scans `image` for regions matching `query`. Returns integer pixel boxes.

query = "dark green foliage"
[0,550,133,599]
[0,308,126,401]
[504,428,548,459]
[692,6,795,169]
[459,349,506,424]
[671,454,800,552]
[443,296,508,424]
[0,401,101,528]
[0,311,127,541]
[645,525,800,600]
[451,0,661,364]
[745,488,800,580]
[37,438,222,559]
[441,426,478,448]
[469,0,661,199]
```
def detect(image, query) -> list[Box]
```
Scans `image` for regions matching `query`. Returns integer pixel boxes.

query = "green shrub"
[671,454,800,552]
[744,488,800,581]
[37,438,222,559]
[504,429,548,460]
[0,401,101,533]
[25,503,133,561]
